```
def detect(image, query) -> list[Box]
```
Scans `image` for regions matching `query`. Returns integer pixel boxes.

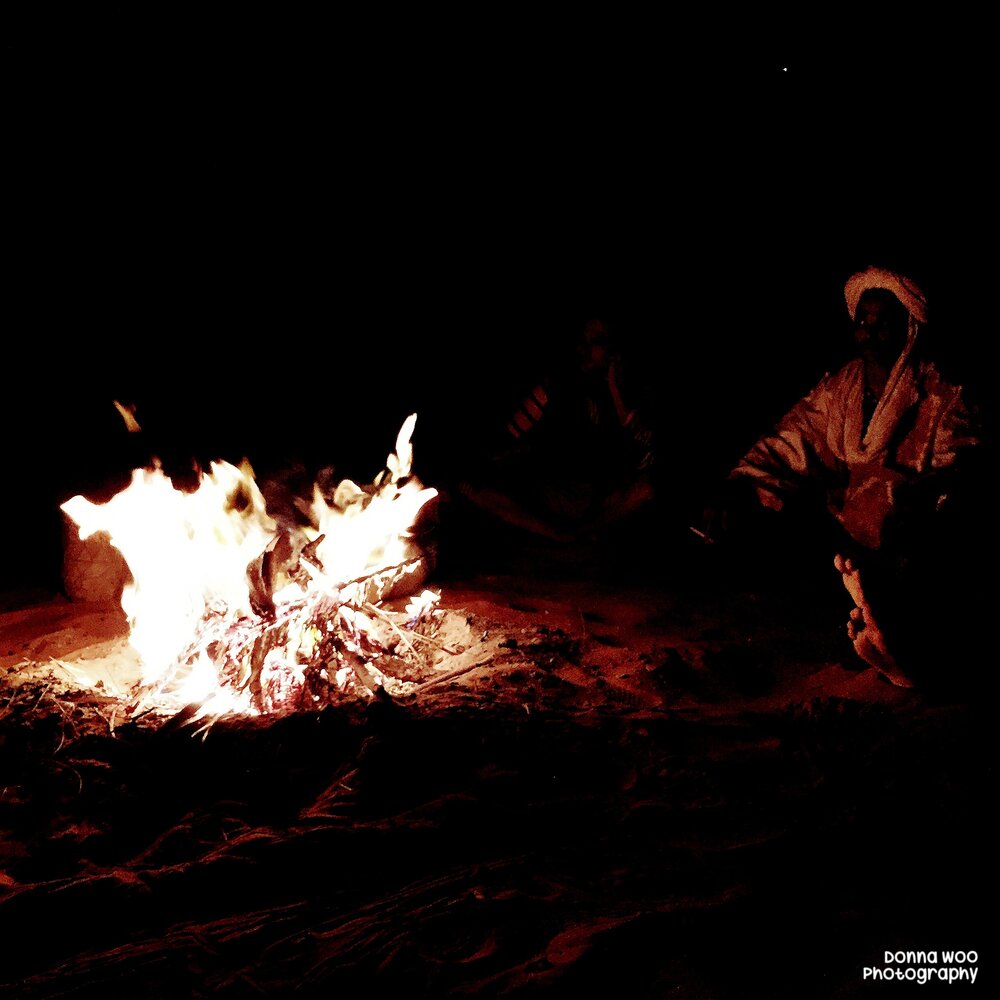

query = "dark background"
[3,12,995,593]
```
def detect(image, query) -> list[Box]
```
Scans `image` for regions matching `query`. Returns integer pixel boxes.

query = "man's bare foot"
[833,553,914,688]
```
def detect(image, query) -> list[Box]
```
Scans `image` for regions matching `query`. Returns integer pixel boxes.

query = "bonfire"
[60,415,450,722]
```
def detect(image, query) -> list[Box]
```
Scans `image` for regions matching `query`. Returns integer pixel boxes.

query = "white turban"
[844,266,928,324]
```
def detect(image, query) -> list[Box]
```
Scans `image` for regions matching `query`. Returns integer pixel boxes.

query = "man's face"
[853,289,909,368]
[577,320,610,373]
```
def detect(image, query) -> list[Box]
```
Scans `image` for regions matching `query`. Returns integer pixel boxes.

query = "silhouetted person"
[453,318,656,566]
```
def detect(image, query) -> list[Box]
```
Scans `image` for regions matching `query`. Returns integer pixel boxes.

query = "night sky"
[4,15,995,592]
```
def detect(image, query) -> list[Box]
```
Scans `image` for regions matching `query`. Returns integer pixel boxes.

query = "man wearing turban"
[717,265,984,691]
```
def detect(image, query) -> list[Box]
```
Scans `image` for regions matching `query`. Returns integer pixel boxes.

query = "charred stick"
[359,602,418,657]
[406,657,493,693]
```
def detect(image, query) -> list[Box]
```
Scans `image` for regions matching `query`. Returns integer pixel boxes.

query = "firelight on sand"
[61,415,438,716]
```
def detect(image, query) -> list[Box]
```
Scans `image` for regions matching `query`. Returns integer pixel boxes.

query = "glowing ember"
[61,415,439,718]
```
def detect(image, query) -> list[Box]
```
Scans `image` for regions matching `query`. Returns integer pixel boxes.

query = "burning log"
[246,528,311,617]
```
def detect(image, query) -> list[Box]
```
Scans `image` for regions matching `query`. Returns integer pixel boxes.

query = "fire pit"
[51,415,456,724]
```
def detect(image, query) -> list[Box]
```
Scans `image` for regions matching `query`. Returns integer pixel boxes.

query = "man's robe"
[730,334,980,550]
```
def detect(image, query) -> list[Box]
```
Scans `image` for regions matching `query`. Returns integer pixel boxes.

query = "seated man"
[456,317,656,552]
[708,265,985,692]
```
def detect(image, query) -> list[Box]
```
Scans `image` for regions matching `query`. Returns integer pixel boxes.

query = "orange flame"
[60,415,437,713]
